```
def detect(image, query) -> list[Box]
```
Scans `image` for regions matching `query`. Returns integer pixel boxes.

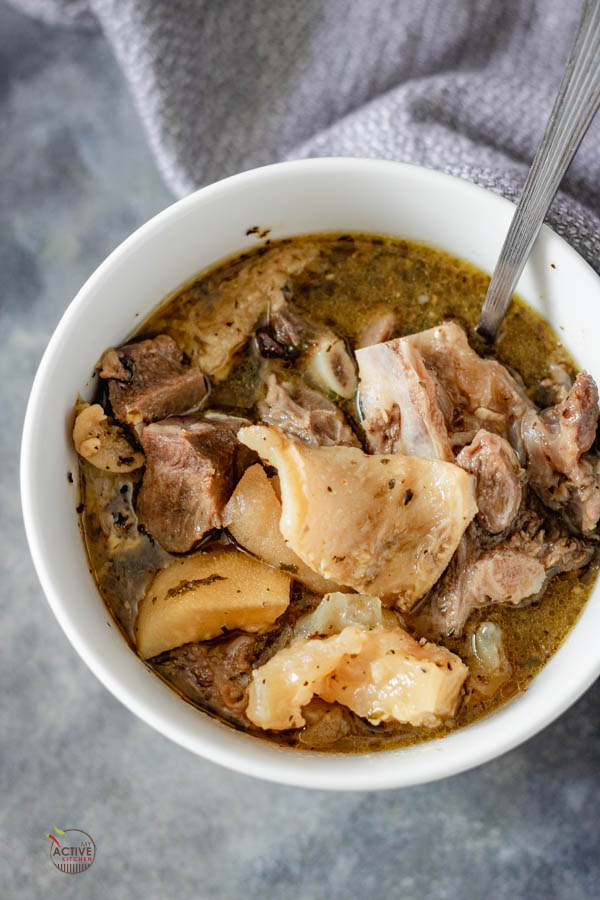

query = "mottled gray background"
[2,3,600,898]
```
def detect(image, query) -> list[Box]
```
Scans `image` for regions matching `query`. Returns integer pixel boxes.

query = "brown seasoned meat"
[268,302,313,351]
[137,416,248,553]
[427,503,593,636]
[149,599,306,728]
[297,699,352,748]
[255,303,314,360]
[98,334,209,425]
[428,539,546,637]
[522,372,600,532]
[456,430,524,533]
[356,337,453,460]
[152,633,266,727]
[259,374,360,448]
[407,322,534,457]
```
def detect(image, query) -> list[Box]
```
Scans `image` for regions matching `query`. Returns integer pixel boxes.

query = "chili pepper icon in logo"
[46,826,65,848]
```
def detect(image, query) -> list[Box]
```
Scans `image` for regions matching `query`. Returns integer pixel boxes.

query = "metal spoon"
[476,0,600,343]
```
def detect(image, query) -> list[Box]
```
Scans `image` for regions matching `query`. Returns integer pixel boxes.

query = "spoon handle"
[476,0,600,342]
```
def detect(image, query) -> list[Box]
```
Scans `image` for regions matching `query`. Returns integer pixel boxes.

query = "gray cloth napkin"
[10,0,600,270]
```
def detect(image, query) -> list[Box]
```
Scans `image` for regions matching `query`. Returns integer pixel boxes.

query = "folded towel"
[9,0,600,269]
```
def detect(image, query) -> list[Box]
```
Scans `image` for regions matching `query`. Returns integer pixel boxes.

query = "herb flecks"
[166,574,227,600]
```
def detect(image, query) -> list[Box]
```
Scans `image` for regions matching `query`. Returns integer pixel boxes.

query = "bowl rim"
[20,157,600,790]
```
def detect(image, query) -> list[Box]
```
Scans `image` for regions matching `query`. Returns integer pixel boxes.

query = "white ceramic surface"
[20,158,600,790]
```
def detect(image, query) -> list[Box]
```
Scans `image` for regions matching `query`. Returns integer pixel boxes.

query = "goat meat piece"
[269,303,314,350]
[137,416,247,553]
[98,334,209,425]
[456,430,524,533]
[522,372,600,532]
[427,501,593,635]
[408,322,534,458]
[259,374,360,448]
[429,540,546,637]
[153,633,267,727]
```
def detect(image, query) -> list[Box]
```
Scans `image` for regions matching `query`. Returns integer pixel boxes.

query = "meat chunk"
[153,633,267,727]
[408,322,534,456]
[428,505,593,635]
[522,373,600,532]
[356,337,453,460]
[137,416,246,552]
[532,524,593,573]
[297,699,352,748]
[394,324,600,530]
[430,541,546,636]
[246,625,467,730]
[98,334,209,425]
[255,304,312,358]
[268,302,314,351]
[456,430,524,533]
[154,243,319,379]
[238,425,477,608]
[259,374,360,448]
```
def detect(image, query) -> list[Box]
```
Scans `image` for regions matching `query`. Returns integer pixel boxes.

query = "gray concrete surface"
[1,3,599,897]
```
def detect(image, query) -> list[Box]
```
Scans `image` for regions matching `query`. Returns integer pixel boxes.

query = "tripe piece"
[238,425,477,609]
[246,625,467,730]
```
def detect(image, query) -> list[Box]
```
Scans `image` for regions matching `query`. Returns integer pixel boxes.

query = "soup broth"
[77,235,598,752]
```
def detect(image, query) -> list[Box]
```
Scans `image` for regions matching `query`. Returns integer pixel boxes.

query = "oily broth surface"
[82,234,597,752]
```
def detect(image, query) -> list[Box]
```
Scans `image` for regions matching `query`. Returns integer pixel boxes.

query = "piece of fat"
[294,592,399,637]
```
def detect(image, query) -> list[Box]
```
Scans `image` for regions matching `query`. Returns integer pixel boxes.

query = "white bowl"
[21,158,600,790]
